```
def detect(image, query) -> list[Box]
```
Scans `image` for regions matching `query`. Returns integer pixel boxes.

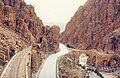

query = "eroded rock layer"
[0,0,43,67]
[31,25,60,71]
[0,0,60,74]
[0,0,44,44]
[61,0,120,53]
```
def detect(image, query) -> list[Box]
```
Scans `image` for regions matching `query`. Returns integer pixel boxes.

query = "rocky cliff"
[0,0,60,75]
[0,26,26,63]
[0,0,43,66]
[0,0,44,44]
[31,25,60,71]
[61,0,120,54]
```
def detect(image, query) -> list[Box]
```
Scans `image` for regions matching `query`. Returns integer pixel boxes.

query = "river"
[37,43,113,78]
[37,43,69,78]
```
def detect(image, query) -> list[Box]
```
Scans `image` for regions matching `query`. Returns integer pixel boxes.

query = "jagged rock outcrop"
[58,52,85,78]
[0,26,26,75]
[0,0,60,75]
[61,0,120,53]
[0,0,44,67]
[0,0,44,44]
[31,25,60,71]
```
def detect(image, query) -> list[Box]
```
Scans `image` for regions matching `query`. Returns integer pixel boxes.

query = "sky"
[24,0,87,32]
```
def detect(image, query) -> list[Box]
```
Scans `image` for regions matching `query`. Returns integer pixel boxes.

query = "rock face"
[58,53,85,78]
[0,27,26,63]
[0,26,26,75]
[61,0,120,53]
[0,0,44,44]
[0,0,43,67]
[0,0,60,74]
[31,25,60,71]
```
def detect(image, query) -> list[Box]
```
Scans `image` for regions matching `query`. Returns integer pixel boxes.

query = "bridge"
[70,49,114,67]
[1,46,32,78]
[0,45,116,78]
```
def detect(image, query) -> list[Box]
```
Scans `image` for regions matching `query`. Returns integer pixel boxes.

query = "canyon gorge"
[0,0,120,78]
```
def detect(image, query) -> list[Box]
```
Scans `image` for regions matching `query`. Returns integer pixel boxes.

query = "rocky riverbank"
[31,25,60,77]
[58,51,85,78]
[60,0,120,77]
[58,49,120,78]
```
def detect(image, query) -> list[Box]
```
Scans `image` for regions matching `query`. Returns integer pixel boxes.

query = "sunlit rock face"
[0,26,27,75]
[0,0,44,68]
[61,0,120,53]
[0,0,61,74]
[0,26,26,61]
[0,0,44,44]
[58,52,85,78]
[60,0,120,73]
[31,25,60,71]
[0,0,60,46]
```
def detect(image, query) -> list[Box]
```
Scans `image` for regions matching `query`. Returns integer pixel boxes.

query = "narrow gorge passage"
[37,43,70,78]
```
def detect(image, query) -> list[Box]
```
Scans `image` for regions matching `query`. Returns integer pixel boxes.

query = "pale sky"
[24,0,87,32]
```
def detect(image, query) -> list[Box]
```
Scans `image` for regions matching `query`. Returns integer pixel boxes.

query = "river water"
[37,43,113,78]
[37,43,69,78]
